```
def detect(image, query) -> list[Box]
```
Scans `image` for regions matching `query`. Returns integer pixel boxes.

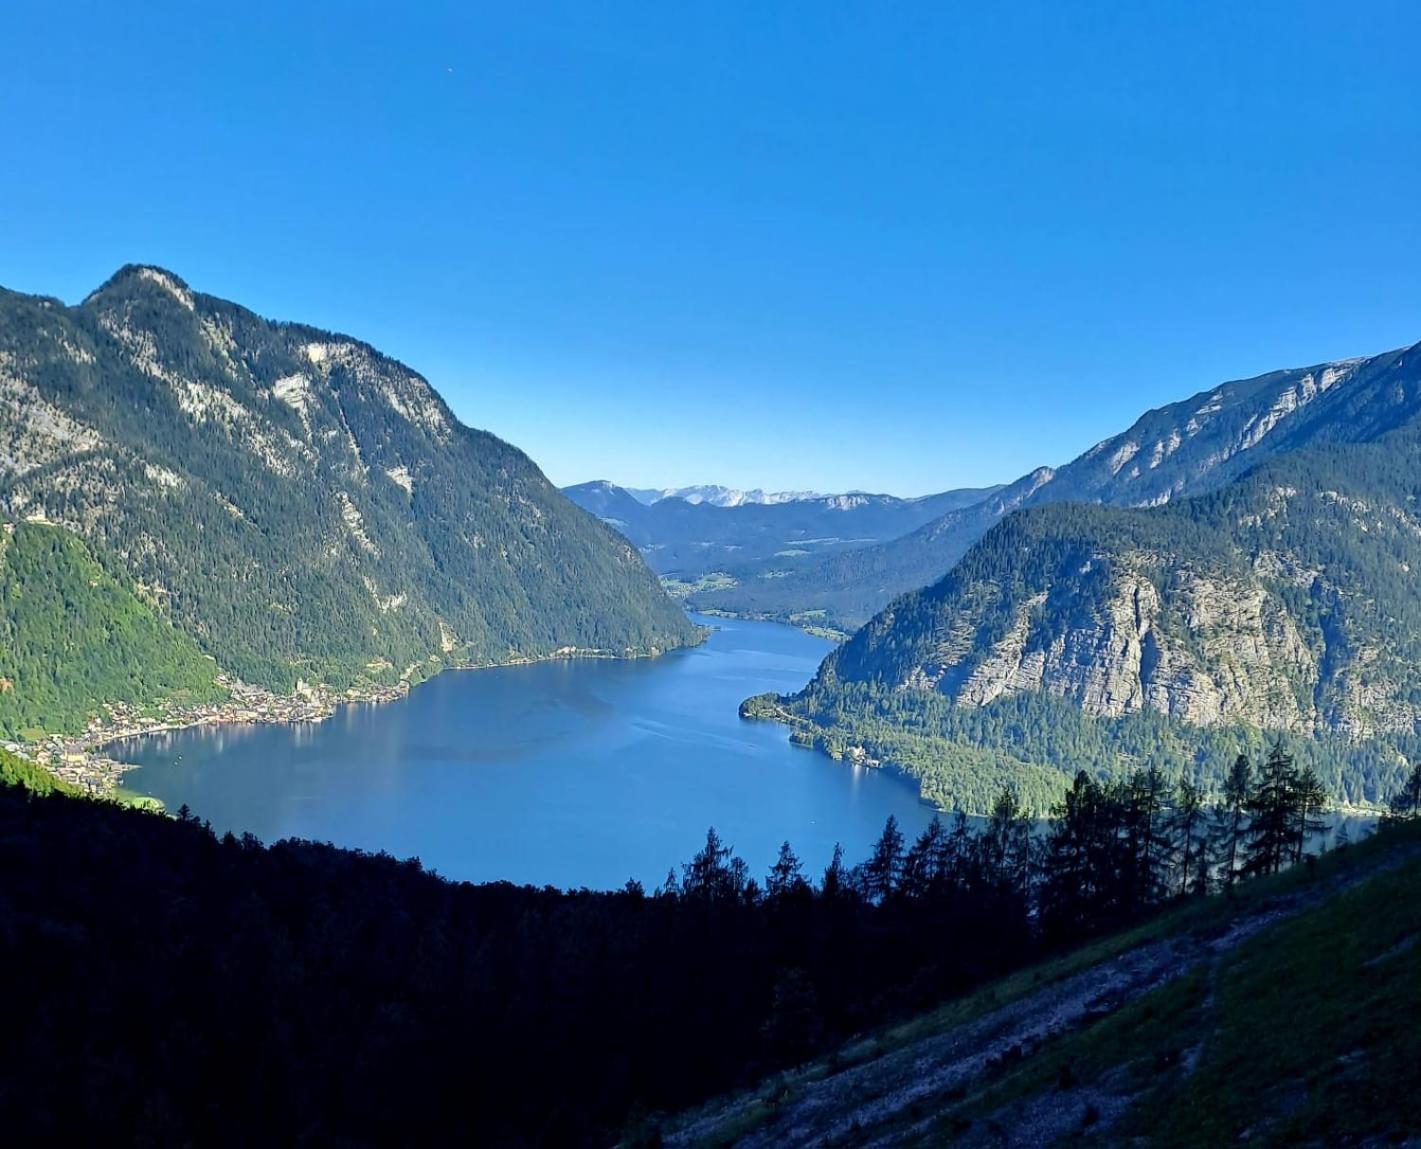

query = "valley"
[8,7,1420,1146]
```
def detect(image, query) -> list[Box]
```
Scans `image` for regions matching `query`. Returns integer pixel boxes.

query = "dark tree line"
[0,741,1389,1146]
[1035,745,1330,942]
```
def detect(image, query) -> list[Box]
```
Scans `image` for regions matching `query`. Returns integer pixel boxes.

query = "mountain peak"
[84,264,196,310]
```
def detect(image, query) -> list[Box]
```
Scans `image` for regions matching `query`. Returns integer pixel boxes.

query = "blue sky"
[3,2,1418,495]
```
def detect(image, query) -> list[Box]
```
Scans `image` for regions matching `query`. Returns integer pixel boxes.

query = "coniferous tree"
[901,818,946,899]
[1168,779,1207,897]
[681,827,751,903]
[765,840,808,899]
[1123,766,1173,911]
[821,842,848,900]
[1039,771,1116,940]
[1291,764,1329,864]
[1245,744,1299,877]
[981,788,1034,894]
[863,815,905,903]
[1212,753,1253,887]
[1387,762,1421,821]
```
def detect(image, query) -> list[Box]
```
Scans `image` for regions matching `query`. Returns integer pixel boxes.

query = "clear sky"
[3,2,1418,495]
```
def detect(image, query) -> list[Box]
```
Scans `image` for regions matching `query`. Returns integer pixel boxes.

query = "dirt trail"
[668,849,1410,1149]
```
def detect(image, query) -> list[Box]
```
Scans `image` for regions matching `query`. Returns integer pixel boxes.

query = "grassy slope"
[662,822,1421,1148]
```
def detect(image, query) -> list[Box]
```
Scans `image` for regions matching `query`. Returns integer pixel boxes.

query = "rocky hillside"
[761,411,1421,812]
[0,266,695,711]
[695,342,1421,631]
[824,425,1421,739]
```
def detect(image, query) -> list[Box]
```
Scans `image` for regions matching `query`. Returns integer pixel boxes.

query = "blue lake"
[118,614,937,889]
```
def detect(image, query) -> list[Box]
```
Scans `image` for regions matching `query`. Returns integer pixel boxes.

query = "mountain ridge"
[756,340,1421,812]
[0,265,696,730]
[692,342,1419,631]
[564,478,1004,601]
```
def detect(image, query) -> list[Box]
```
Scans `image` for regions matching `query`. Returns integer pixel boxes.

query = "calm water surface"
[119,614,936,889]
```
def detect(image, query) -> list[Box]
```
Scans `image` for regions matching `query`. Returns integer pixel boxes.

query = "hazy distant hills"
[625,484,826,507]
[562,480,1003,612]
[0,266,695,735]
[761,339,1421,811]
[696,346,1421,633]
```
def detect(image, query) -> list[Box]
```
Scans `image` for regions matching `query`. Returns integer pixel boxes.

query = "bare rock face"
[822,428,1421,745]
[907,558,1324,732]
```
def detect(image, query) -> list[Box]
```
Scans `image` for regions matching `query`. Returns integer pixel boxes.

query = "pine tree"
[901,818,946,899]
[863,815,905,903]
[821,842,848,900]
[1039,771,1114,940]
[1168,780,1207,897]
[681,827,750,902]
[1387,762,1421,821]
[1211,753,1253,887]
[1291,764,1328,865]
[1245,744,1299,877]
[766,840,808,899]
[982,788,1033,894]
[1123,766,1173,910]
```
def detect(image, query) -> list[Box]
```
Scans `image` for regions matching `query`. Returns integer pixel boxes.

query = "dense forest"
[0,267,695,729]
[0,522,224,738]
[2,741,1398,1146]
[750,680,1416,816]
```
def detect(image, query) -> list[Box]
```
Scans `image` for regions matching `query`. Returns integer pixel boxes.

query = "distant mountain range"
[0,266,695,738]
[562,480,1002,622]
[624,484,826,507]
[753,339,1421,813]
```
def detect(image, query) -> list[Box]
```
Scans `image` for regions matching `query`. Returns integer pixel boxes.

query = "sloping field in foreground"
[660,824,1421,1148]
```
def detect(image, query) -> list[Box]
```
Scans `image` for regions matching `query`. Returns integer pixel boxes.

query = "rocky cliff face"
[902,556,1318,731]
[820,420,1421,743]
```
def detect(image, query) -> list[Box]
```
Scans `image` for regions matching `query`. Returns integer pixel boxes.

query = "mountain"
[753,340,1421,812]
[625,484,827,507]
[0,266,695,731]
[694,346,1418,632]
[564,479,1004,620]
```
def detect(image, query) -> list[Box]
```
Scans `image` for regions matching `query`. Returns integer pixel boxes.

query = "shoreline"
[741,694,1390,820]
[15,633,709,796]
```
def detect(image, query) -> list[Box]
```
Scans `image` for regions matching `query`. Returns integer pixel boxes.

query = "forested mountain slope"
[0,267,695,717]
[760,409,1421,812]
[696,342,1421,630]
[563,479,1001,583]
[0,522,223,739]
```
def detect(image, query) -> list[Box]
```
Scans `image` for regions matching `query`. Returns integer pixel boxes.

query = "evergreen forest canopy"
[3,741,1407,1146]
[0,267,695,736]
[0,522,224,739]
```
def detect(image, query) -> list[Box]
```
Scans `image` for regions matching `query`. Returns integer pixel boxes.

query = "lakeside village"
[3,675,412,796]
